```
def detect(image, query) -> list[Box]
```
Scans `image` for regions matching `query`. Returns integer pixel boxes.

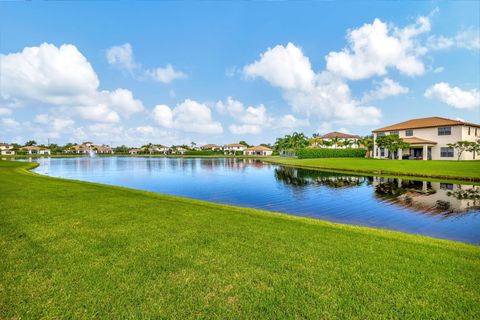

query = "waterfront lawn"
[1,161,479,319]
[265,157,480,181]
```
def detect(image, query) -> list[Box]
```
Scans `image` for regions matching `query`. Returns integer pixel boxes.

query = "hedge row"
[184,150,224,156]
[296,148,367,159]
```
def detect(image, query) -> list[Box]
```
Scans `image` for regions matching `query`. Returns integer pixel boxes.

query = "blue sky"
[0,1,479,147]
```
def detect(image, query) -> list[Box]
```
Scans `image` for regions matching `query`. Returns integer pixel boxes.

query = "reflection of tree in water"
[447,188,480,210]
[274,167,366,188]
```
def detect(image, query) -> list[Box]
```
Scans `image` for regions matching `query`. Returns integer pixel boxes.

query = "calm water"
[31,157,480,244]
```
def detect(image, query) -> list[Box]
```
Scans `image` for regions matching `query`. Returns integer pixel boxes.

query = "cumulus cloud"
[425,82,480,109]
[106,43,136,71]
[428,28,480,51]
[0,108,12,116]
[244,43,315,91]
[274,114,310,130]
[146,64,187,84]
[1,117,19,128]
[0,43,144,124]
[153,99,223,134]
[106,43,187,84]
[326,17,430,80]
[243,43,382,125]
[362,78,409,102]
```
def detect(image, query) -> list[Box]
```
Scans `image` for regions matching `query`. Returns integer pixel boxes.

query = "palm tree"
[331,137,340,149]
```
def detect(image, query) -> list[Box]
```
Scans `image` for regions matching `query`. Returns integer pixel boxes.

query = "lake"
[31,157,480,244]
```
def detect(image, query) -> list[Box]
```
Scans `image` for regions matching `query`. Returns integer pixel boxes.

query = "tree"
[114,145,129,153]
[308,137,323,148]
[239,140,250,147]
[331,137,340,149]
[25,140,37,146]
[358,136,374,151]
[342,140,353,148]
[375,135,410,159]
[447,141,475,161]
[467,141,480,160]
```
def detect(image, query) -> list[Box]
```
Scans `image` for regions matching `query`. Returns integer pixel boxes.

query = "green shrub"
[296,148,366,159]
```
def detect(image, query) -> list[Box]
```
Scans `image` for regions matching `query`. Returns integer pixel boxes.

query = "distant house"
[201,144,222,151]
[67,142,113,154]
[21,146,51,155]
[224,143,247,155]
[243,146,273,156]
[372,117,480,160]
[319,132,361,148]
[170,146,187,154]
[147,145,169,154]
[0,143,15,155]
[128,148,142,155]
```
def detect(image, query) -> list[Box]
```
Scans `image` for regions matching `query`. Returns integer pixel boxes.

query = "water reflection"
[27,157,480,244]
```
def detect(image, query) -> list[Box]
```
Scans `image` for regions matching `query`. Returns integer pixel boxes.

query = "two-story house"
[372,117,480,160]
[224,143,247,155]
[0,143,15,155]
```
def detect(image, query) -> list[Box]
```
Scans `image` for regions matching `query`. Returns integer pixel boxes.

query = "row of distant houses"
[0,144,52,156]
[128,143,273,156]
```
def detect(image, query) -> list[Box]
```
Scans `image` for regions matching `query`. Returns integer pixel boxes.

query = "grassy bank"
[265,157,480,182]
[1,161,479,319]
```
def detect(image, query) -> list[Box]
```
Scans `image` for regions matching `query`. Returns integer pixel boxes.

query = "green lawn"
[265,157,480,181]
[1,160,479,319]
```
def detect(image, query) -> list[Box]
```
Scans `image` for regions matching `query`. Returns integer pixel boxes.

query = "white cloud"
[243,43,382,125]
[274,114,310,130]
[153,104,173,128]
[153,99,223,134]
[0,108,12,116]
[428,28,480,51]
[244,43,315,91]
[362,78,409,102]
[326,17,430,80]
[0,43,143,124]
[106,43,136,71]
[1,118,20,128]
[425,82,480,109]
[433,66,444,73]
[229,124,262,135]
[146,64,187,84]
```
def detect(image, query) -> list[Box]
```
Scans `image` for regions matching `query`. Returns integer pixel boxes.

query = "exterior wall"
[244,150,272,156]
[460,125,480,160]
[373,125,479,160]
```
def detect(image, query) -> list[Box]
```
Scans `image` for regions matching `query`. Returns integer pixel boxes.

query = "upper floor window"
[440,147,454,158]
[389,131,399,136]
[438,127,451,136]
[468,127,471,135]
[405,129,413,136]
[476,128,478,136]
[377,132,385,137]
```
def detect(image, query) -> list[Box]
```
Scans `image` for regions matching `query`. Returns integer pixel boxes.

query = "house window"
[438,127,451,136]
[380,148,385,157]
[405,129,413,136]
[440,183,454,190]
[440,147,454,158]
[476,128,478,136]
[468,127,471,135]
[389,131,399,136]
[377,132,385,137]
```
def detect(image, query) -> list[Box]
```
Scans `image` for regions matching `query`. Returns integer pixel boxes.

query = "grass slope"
[265,157,480,181]
[1,161,479,319]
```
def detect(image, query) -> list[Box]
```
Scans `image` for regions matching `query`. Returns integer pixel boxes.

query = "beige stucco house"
[243,146,273,156]
[201,144,222,151]
[67,142,113,154]
[21,146,51,155]
[224,143,247,155]
[373,117,480,160]
[0,143,15,155]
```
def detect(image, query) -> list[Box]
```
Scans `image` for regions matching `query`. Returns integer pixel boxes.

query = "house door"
[428,148,432,160]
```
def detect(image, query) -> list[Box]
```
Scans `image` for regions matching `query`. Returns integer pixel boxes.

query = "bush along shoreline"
[296,148,367,159]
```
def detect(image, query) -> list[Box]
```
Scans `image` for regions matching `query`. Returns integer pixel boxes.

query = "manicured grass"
[1,160,479,319]
[265,157,480,181]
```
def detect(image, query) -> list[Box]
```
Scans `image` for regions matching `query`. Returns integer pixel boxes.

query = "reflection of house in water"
[274,167,368,188]
[373,177,480,215]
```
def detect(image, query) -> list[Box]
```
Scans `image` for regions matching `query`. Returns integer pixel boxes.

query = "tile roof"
[320,131,360,139]
[373,117,480,132]
[245,145,272,151]
[402,137,437,145]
